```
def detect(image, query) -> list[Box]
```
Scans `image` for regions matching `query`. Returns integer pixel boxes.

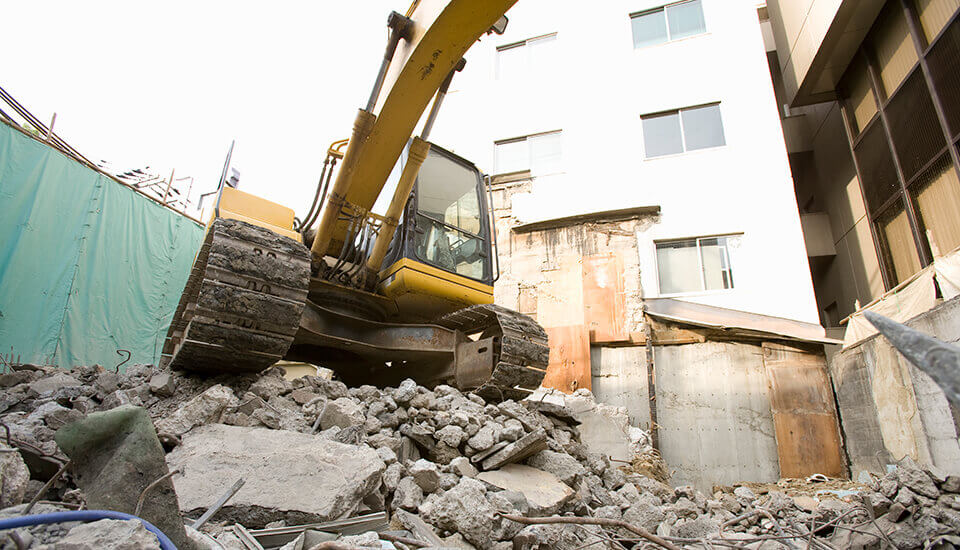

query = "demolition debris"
[1,364,959,549]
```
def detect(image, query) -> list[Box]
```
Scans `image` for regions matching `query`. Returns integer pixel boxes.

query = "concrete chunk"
[154,384,236,437]
[481,428,547,470]
[478,464,575,514]
[167,424,385,526]
[54,519,162,550]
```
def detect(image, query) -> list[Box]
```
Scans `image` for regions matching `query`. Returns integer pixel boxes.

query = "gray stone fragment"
[148,373,176,397]
[53,519,162,550]
[602,466,627,490]
[632,475,674,500]
[525,450,586,485]
[436,424,466,448]
[409,459,442,493]
[733,486,757,502]
[943,475,960,493]
[481,428,547,470]
[167,424,385,526]
[383,462,405,492]
[477,464,574,515]
[897,456,940,499]
[674,516,720,539]
[419,477,501,549]
[29,373,81,395]
[393,477,424,512]
[450,456,479,478]
[895,486,918,507]
[393,379,418,403]
[95,372,120,394]
[319,397,365,430]
[467,424,500,452]
[339,531,382,548]
[617,482,642,504]
[247,375,291,400]
[669,497,700,519]
[442,532,478,550]
[376,446,397,465]
[512,524,604,550]
[0,443,29,508]
[154,384,237,438]
[623,502,666,531]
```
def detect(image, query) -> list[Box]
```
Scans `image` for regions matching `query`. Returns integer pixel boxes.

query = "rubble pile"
[2,364,960,549]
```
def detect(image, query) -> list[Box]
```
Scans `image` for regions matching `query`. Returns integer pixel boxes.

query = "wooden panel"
[542,325,591,393]
[762,343,846,478]
[582,254,627,343]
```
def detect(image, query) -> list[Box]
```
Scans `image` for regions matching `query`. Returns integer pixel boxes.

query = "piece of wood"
[761,342,846,478]
[542,325,591,393]
[583,254,627,343]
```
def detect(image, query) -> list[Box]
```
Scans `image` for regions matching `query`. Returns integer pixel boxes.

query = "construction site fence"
[0,122,203,370]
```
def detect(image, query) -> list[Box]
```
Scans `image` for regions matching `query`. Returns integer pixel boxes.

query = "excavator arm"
[310,0,517,263]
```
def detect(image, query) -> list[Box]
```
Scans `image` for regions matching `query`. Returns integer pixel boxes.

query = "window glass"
[912,155,960,256]
[699,237,733,290]
[415,215,484,279]
[667,0,706,40]
[631,10,668,49]
[494,139,528,174]
[844,56,878,135]
[853,120,901,213]
[417,150,482,235]
[529,132,562,175]
[496,43,526,80]
[642,111,684,157]
[913,0,960,44]
[872,3,919,97]
[681,104,725,150]
[926,17,960,136]
[656,240,700,294]
[878,200,922,284]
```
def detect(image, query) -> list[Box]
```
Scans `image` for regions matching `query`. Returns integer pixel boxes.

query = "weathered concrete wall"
[590,346,651,428]
[592,340,782,491]
[830,296,960,477]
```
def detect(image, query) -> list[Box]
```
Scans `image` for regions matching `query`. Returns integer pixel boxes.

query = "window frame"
[495,32,558,80]
[640,102,726,159]
[654,234,737,296]
[630,0,707,50]
[493,130,563,176]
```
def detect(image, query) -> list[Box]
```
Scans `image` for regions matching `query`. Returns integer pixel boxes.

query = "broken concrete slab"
[166,424,385,526]
[0,443,30,508]
[154,384,237,438]
[477,464,575,514]
[481,428,547,470]
[29,373,81,396]
[525,450,587,485]
[55,405,191,550]
[148,372,176,397]
[54,518,162,550]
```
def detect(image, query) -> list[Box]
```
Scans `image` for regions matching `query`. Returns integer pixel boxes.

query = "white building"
[431,0,820,324]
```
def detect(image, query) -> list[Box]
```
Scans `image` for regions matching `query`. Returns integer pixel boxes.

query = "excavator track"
[437,304,550,401]
[161,219,310,373]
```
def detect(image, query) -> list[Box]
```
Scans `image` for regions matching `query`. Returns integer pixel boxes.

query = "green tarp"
[0,121,203,369]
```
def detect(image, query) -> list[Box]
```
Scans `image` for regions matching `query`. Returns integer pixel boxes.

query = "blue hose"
[0,510,177,550]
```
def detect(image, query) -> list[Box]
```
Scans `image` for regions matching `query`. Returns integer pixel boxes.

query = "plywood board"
[542,325,591,393]
[762,343,845,478]
[582,254,627,343]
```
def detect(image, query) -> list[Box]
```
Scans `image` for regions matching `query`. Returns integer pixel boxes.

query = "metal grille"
[885,71,945,181]
[854,120,901,213]
[926,16,960,138]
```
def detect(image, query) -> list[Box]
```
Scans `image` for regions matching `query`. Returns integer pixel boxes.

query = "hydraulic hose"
[0,510,177,550]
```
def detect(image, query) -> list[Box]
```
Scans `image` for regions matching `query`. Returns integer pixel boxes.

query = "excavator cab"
[378,144,496,320]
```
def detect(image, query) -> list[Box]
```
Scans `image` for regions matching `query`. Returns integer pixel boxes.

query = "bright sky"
[2,1,399,217]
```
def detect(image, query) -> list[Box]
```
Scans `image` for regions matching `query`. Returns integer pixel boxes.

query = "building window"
[641,103,725,158]
[631,0,706,49]
[656,236,734,295]
[496,33,558,80]
[839,0,960,288]
[494,130,562,175]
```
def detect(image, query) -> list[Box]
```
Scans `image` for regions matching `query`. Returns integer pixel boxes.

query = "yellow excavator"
[160,0,549,399]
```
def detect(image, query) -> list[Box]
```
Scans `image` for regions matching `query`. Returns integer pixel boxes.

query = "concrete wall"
[432,0,820,324]
[830,296,960,477]
[791,102,884,322]
[591,341,781,491]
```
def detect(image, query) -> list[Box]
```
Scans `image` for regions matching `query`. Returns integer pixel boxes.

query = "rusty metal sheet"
[582,254,627,343]
[762,342,846,478]
[542,325,591,394]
